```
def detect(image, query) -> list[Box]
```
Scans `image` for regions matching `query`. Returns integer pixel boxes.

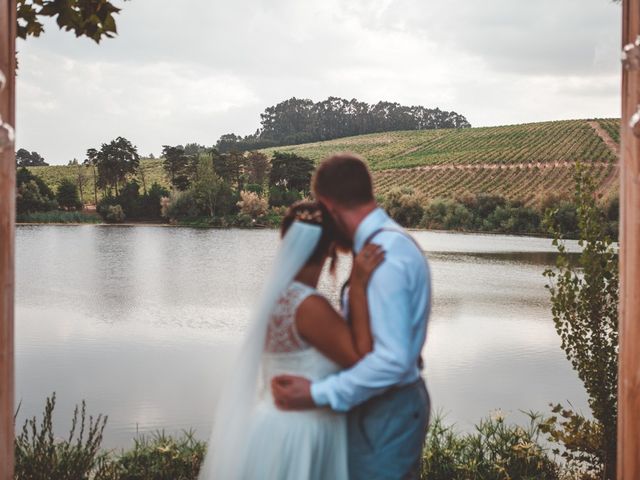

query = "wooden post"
[619,1,640,479]
[0,0,16,478]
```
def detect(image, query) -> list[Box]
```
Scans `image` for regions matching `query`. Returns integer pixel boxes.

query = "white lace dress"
[238,281,349,480]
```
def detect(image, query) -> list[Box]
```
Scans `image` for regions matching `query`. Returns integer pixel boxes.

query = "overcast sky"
[16,0,621,164]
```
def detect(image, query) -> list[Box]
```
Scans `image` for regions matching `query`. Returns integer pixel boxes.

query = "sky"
[15,0,622,164]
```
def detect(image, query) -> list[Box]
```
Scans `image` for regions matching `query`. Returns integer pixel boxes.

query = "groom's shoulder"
[373,226,424,261]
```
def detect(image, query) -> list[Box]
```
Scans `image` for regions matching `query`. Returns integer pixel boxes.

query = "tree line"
[216,96,471,152]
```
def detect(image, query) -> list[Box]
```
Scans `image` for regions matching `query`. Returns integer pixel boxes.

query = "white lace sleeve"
[265,282,315,353]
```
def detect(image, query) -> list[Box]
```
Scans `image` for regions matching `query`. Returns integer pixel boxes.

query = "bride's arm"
[295,244,384,368]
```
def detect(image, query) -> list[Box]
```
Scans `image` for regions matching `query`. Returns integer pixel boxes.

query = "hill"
[262,118,620,204]
[27,118,620,207]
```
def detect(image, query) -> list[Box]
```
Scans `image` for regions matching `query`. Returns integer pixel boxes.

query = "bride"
[198,201,384,480]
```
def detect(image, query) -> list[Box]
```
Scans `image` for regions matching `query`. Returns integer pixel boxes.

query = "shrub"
[56,178,83,210]
[16,180,58,214]
[542,162,619,479]
[421,412,561,480]
[237,190,268,220]
[268,186,303,208]
[422,198,472,230]
[109,431,206,480]
[382,187,425,227]
[166,190,200,220]
[14,393,111,480]
[105,205,126,223]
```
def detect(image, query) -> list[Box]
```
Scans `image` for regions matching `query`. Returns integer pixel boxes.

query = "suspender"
[341,227,425,370]
[340,227,423,302]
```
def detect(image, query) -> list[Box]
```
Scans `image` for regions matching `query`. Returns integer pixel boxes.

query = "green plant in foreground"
[14,393,109,480]
[111,430,206,480]
[421,412,560,480]
[543,162,619,479]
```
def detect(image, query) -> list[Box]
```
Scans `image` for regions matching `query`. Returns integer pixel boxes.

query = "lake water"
[15,225,589,450]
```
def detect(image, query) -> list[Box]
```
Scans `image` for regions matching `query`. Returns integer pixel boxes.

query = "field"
[27,118,620,206]
[27,159,166,205]
[262,118,621,204]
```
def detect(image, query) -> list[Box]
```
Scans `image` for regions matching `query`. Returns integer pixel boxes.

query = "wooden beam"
[0,0,16,478]
[618,1,640,479]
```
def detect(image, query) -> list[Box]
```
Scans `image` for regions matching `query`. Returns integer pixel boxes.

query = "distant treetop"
[217,96,471,153]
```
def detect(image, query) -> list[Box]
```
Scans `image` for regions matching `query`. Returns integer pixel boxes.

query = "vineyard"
[262,118,621,205]
[26,118,621,207]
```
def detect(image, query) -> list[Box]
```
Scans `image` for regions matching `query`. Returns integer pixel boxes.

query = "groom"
[272,153,432,479]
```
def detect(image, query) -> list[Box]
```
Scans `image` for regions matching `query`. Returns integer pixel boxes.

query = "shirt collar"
[353,207,389,253]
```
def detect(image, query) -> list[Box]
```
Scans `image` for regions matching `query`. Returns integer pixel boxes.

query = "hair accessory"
[295,208,323,224]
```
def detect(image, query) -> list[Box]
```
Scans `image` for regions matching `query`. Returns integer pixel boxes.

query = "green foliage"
[16,167,58,214]
[382,187,425,227]
[14,393,110,480]
[218,96,470,152]
[244,151,270,186]
[212,151,242,186]
[16,0,124,43]
[422,199,472,230]
[16,211,100,224]
[56,178,83,210]
[16,148,48,167]
[162,145,192,191]
[96,137,140,195]
[421,412,561,480]
[268,186,303,208]
[543,162,619,479]
[268,151,314,194]
[108,431,206,480]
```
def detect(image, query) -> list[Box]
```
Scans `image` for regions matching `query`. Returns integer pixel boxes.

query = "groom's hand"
[271,375,315,410]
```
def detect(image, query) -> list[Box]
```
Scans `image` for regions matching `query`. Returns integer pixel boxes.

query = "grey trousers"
[348,379,430,480]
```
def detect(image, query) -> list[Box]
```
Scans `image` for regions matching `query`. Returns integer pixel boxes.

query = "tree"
[542,162,619,479]
[268,152,314,192]
[212,151,242,186]
[15,167,57,214]
[161,145,190,191]
[244,151,270,186]
[56,178,82,210]
[15,148,48,166]
[84,148,99,205]
[193,159,237,218]
[216,96,471,152]
[95,136,140,196]
[16,0,124,43]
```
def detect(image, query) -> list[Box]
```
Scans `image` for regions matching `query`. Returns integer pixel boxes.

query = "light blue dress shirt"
[310,208,431,412]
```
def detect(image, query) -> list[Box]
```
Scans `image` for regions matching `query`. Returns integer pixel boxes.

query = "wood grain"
[618,2,640,479]
[0,0,16,478]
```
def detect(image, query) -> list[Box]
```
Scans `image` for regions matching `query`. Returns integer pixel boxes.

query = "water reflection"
[16,226,589,449]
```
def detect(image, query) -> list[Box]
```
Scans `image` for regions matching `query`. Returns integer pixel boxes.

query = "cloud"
[15,0,621,163]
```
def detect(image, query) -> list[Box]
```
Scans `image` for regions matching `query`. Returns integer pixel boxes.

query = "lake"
[15,225,589,450]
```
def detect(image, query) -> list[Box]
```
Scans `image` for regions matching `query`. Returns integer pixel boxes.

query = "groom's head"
[312,153,376,247]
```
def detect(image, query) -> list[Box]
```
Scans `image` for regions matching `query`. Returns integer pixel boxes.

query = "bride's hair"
[281,201,338,271]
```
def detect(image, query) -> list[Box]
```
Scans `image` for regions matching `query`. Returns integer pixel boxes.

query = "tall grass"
[17,395,582,480]
[16,211,101,224]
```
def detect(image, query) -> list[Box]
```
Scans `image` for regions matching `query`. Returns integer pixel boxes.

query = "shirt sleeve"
[311,252,417,411]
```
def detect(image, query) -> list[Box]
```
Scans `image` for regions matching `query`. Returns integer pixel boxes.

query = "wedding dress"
[198,221,347,480]
[238,281,349,479]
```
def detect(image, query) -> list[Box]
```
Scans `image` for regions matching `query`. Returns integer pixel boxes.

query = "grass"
[260,119,619,170]
[16,211,102,224]
[27,159,166,205]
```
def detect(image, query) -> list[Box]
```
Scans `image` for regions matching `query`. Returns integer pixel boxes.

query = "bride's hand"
[351,244,385,289]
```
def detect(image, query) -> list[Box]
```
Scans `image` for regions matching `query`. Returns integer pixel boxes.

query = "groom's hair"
[312,153,374,207]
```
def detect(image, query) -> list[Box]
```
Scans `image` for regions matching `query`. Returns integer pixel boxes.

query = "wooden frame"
[0,2,638,480]
[0,0,16,478]
[618,1,640,478]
